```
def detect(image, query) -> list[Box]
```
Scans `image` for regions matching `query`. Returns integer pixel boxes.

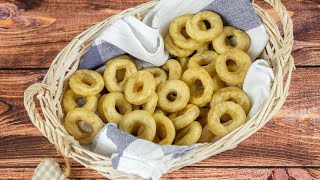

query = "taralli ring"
[216,48,251,85]
[188,51,219,76]
[174,121,202,146]
[102,92,132,124]
[208,101,247,137]
[169,15,205,50]
[157,80,190,113]
[153,110,176,145]
[64,108,104,144]
[169,104,200,130]
[133,92,158,114]
[210,87,251,114]
[69,70,104,96]
[125,71,156,105]
[162,59,182,80]
[186,11,223,42]
[212,26,250,54]
[98,94,107,122]
[181,67,214,107]
[119,110,156,141]
[63,89,99,113]
[104,57,137,92]
[164,34,194,58]
[142,68,167,88]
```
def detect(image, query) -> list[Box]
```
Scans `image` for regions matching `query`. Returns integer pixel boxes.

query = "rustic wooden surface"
[0,0,319,179]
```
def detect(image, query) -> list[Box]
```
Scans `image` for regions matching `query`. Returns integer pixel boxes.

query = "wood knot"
[0,3,55,31]
[0,101,10,116]
[0,3,17,21]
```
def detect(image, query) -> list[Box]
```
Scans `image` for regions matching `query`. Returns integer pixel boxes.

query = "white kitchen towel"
[243,59,275,119]
[80,0,269,70]
[91,123,202,180]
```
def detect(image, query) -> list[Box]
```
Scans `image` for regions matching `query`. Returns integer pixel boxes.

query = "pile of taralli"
[63,11,252,146]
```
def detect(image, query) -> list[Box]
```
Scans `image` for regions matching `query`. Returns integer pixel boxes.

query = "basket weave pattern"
[24,0,294,178]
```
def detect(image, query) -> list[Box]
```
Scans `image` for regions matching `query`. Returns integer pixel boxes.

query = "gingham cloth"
[32,159,68,180]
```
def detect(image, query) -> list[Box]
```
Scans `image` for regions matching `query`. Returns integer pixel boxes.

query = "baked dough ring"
[216,48,251,85]
[98,94,108,122]
[103,57,137,92]
[212,26,250,54]
[174,121,202,146]
[119,110,156,141]
[125,71,156,105]
[141,68,167,88]
[181,67,214,107]
[102,92,132,124]
[207,101,247,137]
[153,110,176,145]
[198,124,215,143]
[69,70,104,96]
[186,11,223,42]
[169,14,205,50]
[157,80,190,113]
[64,108,104,144]
[197,39,231,53]
[164,34,194,58]
[162,59,182,80]
[169,104,200,130]
[188,51,219,76]
[210,87,251,114]
[63,89,99,113]
[133,92,158,114]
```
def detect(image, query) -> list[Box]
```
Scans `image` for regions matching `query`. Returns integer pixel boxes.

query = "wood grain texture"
[0,0,319,68]
[0,69,319,179]
[0,0,319,179]
[0,167,319,179]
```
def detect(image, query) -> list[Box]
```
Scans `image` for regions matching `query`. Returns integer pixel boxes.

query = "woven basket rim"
[24,0,294,179]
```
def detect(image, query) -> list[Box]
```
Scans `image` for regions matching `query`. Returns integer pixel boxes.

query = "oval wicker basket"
[24,0,294,179]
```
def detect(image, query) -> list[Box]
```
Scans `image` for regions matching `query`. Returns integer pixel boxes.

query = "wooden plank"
[0,68,319,169]
[0,166,318,179]
[0,0,319,68]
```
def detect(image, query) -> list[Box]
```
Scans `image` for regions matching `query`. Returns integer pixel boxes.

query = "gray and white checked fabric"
[32,159,67,180]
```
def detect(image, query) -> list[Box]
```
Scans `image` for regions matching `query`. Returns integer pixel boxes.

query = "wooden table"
[0,0,319,179]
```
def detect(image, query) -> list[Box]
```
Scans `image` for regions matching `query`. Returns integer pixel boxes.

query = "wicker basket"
[24,0,294,179]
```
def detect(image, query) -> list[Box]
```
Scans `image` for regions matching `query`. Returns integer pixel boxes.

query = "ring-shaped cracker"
[157,80,190,113]
[133,92,158,114]
[164,34,194,58]
[153,110,176,145]
[212,26,250,54]
[162,59,182,80]
[181,67,214,107]
[169,104,200,130]
[69,70,104,96]
[102,92,132,124]
[215,48,251,85]
[142,68,167,88]
[103,57,137,92]
[177,57,189,72]
[125,71,156,105]
[169,14,205,50]
[186,11,223,42]
[174,121,202,146]
[207,101,247,137]
[197,124,215,143]
[210,87,250,114]
[119,110,156,141]
[63,89,99,113]
[64,108,104,144]
[188,51,219,76]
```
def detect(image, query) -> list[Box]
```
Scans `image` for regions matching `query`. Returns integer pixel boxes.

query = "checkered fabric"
[32,159,68,180]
